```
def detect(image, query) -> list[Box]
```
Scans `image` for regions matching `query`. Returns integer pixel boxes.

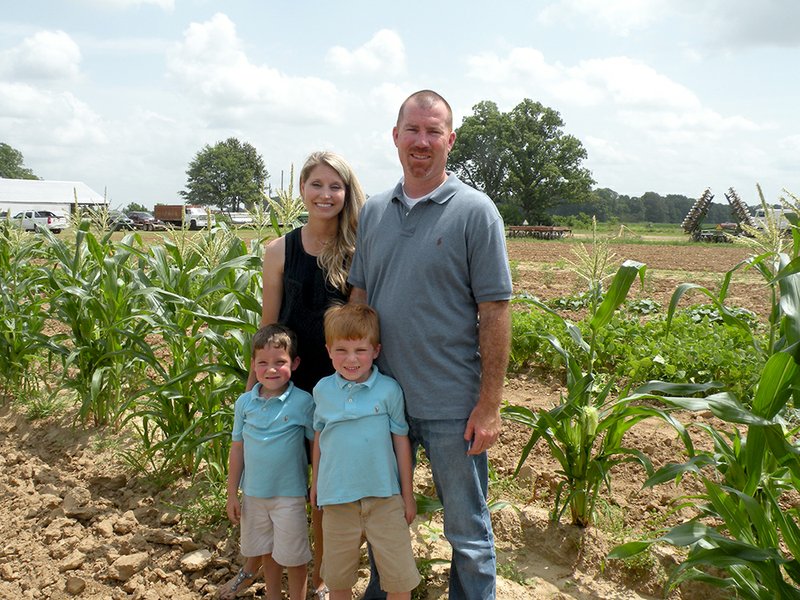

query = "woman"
[219,151,366,600]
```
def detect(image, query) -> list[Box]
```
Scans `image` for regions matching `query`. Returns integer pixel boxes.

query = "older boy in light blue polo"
[227,324,315,600]
[310,303,420,600]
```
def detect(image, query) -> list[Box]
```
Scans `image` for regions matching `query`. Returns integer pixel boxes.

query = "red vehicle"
[127,211,166,231]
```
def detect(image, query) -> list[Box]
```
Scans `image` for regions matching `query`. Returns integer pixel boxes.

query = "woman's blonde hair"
[299,151,366,294]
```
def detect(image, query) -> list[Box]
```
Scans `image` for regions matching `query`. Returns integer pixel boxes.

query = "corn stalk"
[503,259,700,526]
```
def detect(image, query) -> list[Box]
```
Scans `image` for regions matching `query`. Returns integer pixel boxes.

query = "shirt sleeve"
[303,396,315,440]
[468,208,513,303]
[312,387,326,432]
[385,379,409,436]
[232,394,246,442]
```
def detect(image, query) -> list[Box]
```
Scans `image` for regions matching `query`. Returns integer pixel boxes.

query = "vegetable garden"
[2,214,800,599]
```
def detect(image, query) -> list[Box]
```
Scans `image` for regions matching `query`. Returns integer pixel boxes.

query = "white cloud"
[0,82,106,146]
[539,0,800,48]
[0,30,81,81]
[572,57,699,110]
[467,49,760,139]
[538,0,671,36]
[166,13,342,126]
[583,135,632,165]
[687,1,800,48]
[326,29,406,77]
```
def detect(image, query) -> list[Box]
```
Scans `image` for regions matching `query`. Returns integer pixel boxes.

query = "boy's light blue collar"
[252,381,294,402]
[333,366,379,389]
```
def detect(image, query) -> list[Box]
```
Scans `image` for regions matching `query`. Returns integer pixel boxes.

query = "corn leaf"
[589,260,645,332]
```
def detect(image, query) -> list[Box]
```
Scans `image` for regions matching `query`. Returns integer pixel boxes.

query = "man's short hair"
[252,323,298,359]
[397,89,453,130]
[324,303,380,346]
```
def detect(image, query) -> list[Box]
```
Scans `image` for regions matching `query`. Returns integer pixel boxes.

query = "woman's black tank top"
[278,227,347,394]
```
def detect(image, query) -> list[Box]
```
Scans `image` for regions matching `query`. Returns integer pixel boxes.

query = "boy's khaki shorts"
[321,495,420,593]
[240,495,311,567]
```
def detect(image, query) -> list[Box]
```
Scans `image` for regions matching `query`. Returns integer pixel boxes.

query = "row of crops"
[2,215,800,597]
[506,219,800,598]
[0,221,264,483]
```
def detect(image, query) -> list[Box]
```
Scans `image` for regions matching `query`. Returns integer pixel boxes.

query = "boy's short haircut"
[252,323,298,359]
[324,303,380,346]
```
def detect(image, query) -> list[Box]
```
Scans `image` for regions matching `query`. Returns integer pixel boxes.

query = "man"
[349,90,512,600]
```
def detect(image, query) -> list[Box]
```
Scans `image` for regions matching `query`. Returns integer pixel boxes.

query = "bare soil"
[1,239,760,599]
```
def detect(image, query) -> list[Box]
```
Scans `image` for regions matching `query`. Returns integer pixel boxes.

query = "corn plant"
[120,230,262,479]
[265,164,306,236]
[0,222,49,398]
[502,260,703,526]
[564,216,617,317]
[39,223,156,426]
[611,187,800,597]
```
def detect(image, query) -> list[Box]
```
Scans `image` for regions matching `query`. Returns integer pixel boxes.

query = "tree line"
[550,188,737,226]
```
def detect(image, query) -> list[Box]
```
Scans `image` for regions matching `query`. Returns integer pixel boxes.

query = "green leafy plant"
[265,164,306,236]
[503,260,699,526]
[611,186,800,598]
[121,229,261,480]
[40,223,155,426]
[0,221,49,398]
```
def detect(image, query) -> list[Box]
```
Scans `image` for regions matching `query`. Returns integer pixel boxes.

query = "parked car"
[224,211,254,227]
[108,211,136,231]
[11,210,69,234]
[127,211,166,231]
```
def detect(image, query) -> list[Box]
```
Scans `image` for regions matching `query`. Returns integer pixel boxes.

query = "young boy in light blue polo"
[310,303,420,600]
[227,324,314,600]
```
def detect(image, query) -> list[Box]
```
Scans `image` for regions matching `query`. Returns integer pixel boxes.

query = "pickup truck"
[153,205,216,230]
[12,210,69,234]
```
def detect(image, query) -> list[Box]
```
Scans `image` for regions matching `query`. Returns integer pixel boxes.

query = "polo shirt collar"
[392,172,458,205]
[333,366,379,389]
[252,381,294,402]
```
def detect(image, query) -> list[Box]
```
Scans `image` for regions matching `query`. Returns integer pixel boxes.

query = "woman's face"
[300,163,347,222]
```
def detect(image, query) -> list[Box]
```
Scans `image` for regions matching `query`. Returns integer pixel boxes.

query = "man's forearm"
[477,300,511,407]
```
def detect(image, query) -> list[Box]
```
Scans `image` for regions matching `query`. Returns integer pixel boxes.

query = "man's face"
[393,100,456,193]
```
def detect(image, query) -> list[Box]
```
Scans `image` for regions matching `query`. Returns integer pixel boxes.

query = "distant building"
[0,179,106,215]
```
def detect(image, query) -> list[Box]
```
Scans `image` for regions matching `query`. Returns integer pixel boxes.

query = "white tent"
[0,179,106,215]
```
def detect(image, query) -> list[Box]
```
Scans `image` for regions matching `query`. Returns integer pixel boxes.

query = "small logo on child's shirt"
[374,406,379,413]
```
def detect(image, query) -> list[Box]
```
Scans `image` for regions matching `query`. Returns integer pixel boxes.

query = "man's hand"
[464,401,502,455]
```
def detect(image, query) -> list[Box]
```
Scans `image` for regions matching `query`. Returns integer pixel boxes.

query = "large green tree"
[447,99,594,224]
[181,138,268,212]
[0,143,39,180]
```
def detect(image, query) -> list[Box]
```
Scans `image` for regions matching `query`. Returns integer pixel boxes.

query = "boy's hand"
[403,494,416,525]
[227,495,241,525]
[309,485,318,510]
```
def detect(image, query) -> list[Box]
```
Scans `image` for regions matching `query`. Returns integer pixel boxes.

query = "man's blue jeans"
[363,416,496,600]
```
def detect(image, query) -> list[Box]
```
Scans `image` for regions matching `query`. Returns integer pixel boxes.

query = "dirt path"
[1,377,710,600]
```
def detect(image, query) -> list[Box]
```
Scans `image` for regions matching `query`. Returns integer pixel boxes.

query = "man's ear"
[291,356,301,371]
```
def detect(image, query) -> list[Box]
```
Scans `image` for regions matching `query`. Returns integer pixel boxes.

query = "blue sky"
[1,0,798,210]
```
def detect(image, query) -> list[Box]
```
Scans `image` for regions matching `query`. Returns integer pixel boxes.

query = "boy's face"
[327,337,380,384]
[253,344,299,395]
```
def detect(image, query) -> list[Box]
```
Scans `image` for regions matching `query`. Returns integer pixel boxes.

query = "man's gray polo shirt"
[349,173,512,420]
